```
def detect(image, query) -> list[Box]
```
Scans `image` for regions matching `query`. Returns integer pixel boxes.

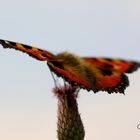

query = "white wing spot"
[4,41,10,44]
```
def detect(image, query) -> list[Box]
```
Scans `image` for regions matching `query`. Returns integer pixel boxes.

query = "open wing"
[83,57,140,73]
[82,57,140,93]
[0,39,54,61]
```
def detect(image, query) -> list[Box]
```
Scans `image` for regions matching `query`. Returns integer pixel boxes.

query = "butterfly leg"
[49,69,60,87]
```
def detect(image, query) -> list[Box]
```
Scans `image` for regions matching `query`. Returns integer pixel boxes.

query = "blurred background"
[0,0,140,139]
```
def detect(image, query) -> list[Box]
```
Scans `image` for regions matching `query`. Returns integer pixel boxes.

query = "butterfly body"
[0,39,139,94]
[48,52,97,91]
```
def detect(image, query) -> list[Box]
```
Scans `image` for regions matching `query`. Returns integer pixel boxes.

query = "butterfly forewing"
[0,39,54,61]
[83,57,140,73]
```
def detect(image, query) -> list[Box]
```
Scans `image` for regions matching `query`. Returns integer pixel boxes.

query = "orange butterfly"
[0,39,139,94]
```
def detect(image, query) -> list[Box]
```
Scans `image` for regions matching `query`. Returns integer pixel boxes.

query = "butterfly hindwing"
[0,39,54,61]
[91,66,129,94]
[83,57,140,93]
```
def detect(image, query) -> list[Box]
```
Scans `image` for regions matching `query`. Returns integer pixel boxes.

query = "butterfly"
[0,39,140,94]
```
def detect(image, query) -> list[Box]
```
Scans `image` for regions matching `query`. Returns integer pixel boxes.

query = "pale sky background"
[0,0,140,140]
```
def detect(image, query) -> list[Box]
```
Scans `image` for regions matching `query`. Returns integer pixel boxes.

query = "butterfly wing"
[83,57,140,73]
[0,39,54,61]
[47,60,91,90]
[83,57,140,93]
[88,66,129,94]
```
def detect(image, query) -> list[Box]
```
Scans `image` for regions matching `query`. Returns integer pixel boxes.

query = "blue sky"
[0,0,140,140]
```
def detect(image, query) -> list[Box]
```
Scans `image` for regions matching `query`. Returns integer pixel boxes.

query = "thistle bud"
[53,85,85,140]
